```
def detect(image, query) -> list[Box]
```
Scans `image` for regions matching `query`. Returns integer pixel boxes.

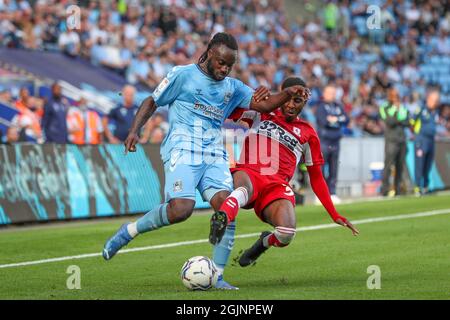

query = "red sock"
[219,197,239,222]
[267,233,287,247]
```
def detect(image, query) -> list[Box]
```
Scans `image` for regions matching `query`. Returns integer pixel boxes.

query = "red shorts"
[230,167,296,221]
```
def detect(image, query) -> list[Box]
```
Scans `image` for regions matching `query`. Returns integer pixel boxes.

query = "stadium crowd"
[1,0,450,146]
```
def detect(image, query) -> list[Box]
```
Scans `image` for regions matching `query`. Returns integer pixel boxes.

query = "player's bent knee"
[169,200,195,223]
[214,193,229,206]
[274,226,296,247]
[171,207,194,223]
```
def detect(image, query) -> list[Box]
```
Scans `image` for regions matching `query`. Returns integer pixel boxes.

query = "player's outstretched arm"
[124,96,157,154]
[307,165,359,236]
[250,85,310,113]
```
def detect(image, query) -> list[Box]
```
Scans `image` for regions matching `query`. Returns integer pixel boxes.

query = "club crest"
[173,180,183,192]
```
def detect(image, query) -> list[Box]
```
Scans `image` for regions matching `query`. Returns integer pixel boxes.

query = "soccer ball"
[180,256,219,291]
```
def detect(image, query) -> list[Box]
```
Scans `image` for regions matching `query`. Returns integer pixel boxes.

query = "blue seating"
[0,102,18,140]
[0,102,18,122]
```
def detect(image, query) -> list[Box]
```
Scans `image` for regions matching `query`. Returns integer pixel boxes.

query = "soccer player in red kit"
[209,77,359,266]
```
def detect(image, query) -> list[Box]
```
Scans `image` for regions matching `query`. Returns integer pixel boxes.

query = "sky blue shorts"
[163,152,233,203]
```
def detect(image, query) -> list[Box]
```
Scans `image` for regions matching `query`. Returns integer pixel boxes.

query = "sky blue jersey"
[151,64,254,163]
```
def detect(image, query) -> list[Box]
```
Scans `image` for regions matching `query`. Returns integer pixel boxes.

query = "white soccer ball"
[180,256,219,291]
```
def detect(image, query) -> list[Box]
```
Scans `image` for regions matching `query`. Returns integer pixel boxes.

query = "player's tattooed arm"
[124,96,157,154]
[250,85,310,113]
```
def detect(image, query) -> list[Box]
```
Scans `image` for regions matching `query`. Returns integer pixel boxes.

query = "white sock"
[127,222,139,238]
[215,266,224,277]
[262,233,272,248]
[229,187,249,207]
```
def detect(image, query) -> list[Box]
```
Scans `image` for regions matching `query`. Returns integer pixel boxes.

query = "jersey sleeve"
[303,130,325,166]
[229,79,254,110]
[228,108,259,127]
[151,66,185,107]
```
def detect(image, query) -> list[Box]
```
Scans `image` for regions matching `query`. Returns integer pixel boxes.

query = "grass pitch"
[0,194,449,300]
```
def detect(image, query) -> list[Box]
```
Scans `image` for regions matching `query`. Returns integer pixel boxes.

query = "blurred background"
[0,0,449,225]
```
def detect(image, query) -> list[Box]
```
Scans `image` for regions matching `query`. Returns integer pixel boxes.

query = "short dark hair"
[198,32,239,63]
[281,77,307,90]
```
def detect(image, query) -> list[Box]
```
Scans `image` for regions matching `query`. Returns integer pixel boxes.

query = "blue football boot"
[103,223,133,260]
[215,275,239,290]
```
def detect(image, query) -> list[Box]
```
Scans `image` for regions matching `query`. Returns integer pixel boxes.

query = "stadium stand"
[0,0,449,143]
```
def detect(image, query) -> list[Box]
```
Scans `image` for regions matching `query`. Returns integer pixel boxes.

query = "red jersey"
[229,108,324,181]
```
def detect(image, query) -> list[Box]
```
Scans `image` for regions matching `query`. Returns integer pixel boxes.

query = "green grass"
[0,194,449,299]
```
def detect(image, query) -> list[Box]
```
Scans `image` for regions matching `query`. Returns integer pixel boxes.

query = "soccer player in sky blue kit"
[102,33,310,289]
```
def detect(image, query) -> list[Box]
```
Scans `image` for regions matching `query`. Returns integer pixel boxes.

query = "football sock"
[263,233,281,247]
[128,203,170,237]
[262,227,296,248]
[127,222,138,238]
[219,187,248,222]
[212,221,236,275]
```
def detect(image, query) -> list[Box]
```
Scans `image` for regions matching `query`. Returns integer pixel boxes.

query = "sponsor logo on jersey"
[256,120,303,163]
[154,77,170,98]
[193,103,224,121]
[258,120,300,150]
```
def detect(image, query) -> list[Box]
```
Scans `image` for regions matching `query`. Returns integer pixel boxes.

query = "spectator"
[412,89,440,195]
[126,51,150,85]
[356,103,384,136]
[315,84,349,203]
[5,125,26,143]
[139,112,168,144]
[158,7,177,36]
[0,0,449,144]
[379,87,411,197]
[67,97,104,145]
[323,0,339,35]
[103,85,138,143]
[436,30,450,55]
[0,89,13,104]
[3,126,16,143]
[58,26,80,57]
[42,83,70,143]
[90,37,108,67]
[15,87,40,115]
[12,87,43,143]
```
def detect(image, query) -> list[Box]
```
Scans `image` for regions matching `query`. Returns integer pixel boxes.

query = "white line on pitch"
[0,208,449,269]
